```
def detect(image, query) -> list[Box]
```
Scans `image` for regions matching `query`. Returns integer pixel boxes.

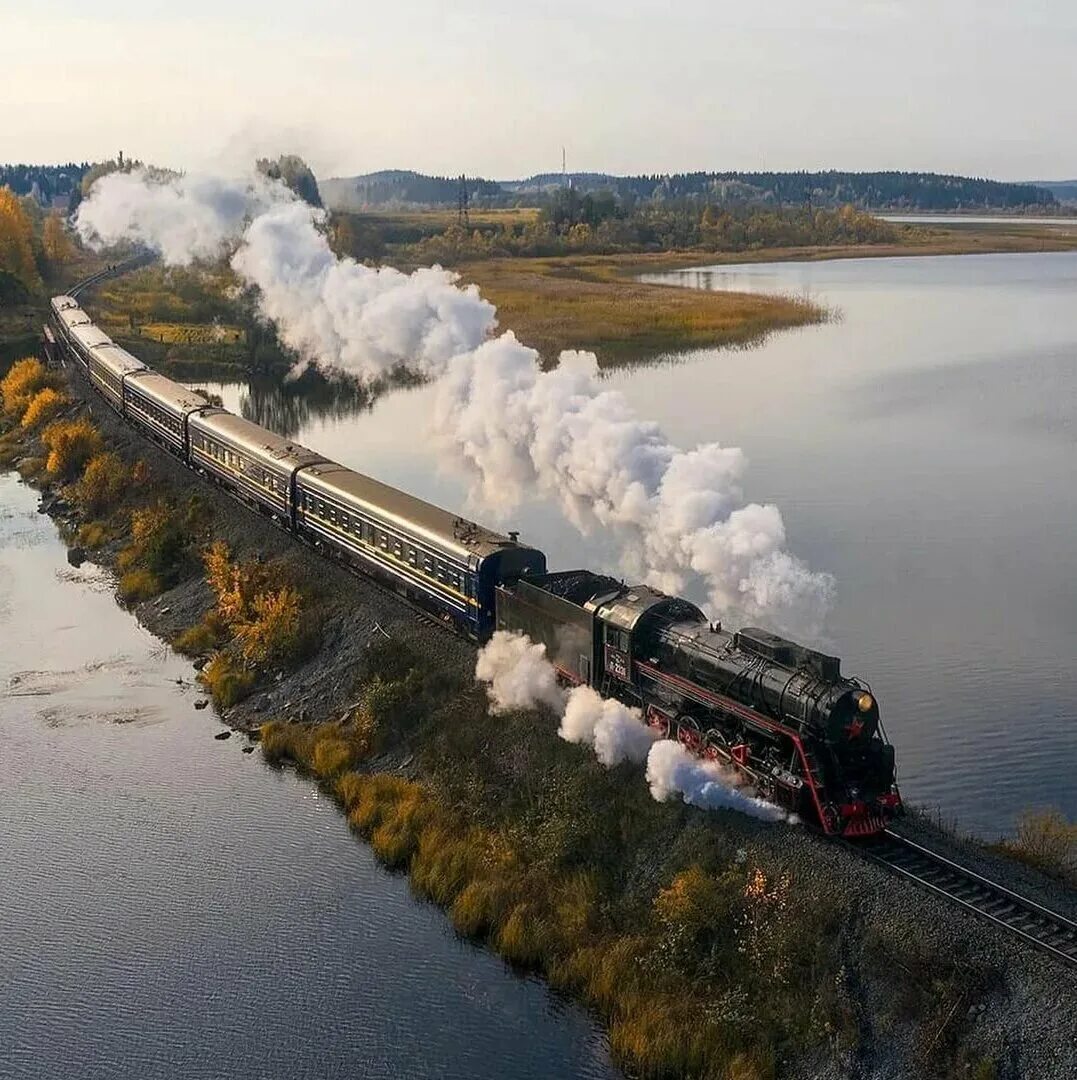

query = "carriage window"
[393,540,403,558]
[407,547,418,567]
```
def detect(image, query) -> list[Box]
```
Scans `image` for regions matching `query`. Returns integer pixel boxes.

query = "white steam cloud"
[473,630,564,714]
[477,631,656,769]
[76,168,832,634]
[475,633,787,823]
[645,741,786,822]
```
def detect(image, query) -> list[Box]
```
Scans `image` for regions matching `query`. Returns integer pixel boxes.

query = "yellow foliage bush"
[450,879,507,938]
[74,452,130,514]
[173,617,224,656]
[997,808,1077,884]
[117,567,163,604]
[42,417,102,479]
[495,903,553,968]
[77,521,110,549]
[0,190,41,292]
[204,539,244,621]
[20,387,68,430]
[1,358,51,419]
[203,541,312,668]
[311,734,353,778]
[117,502,187,587]
[235,585,304,666]
[201,652,254,709]
[259,720,312,765]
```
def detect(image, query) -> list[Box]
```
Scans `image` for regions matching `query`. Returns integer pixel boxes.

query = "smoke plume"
[645,741,786,822]
[475,633,786,822]
[559,685,657,767]
[76,168,832,634]
[473,630,564,714]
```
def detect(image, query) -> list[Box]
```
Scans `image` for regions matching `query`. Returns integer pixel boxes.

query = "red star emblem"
[845,717,864,739]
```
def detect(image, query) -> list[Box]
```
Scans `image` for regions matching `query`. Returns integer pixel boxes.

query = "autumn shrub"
[74,452,130,515]
[260,720,313,765]
[450,879,509,938]
[201,652,255,709]
[117,567,163,604]
[1,358,52,420]
[344,774,432,868]
[995,808,1077,884]
[235,585,308,666]
[311,733,354,778]
[117,502,188,587]
[173,616,227,656]
[203,541,316,670]
[20,387,68,430]
[77,521,110,549]
[42,417,102,479]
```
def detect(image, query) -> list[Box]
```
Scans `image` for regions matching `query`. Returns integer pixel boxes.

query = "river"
[0,473,620,1080]
[200,251,1077,839]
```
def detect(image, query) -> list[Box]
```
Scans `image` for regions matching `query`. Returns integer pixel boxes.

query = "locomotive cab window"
[606,627,630,652]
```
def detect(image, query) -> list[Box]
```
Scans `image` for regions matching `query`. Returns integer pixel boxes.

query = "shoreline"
[1,354,1075,1079]
[451,223,1077,363]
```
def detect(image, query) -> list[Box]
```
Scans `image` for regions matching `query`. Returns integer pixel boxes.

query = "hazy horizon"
[3,2,1075,182]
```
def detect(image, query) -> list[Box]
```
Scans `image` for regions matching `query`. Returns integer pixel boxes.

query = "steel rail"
[860,829,1077,970]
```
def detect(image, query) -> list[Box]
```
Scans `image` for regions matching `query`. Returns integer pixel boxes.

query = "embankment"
[1,355,1074,1080]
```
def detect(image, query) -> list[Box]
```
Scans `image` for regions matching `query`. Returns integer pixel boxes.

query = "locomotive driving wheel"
[676,715,702,752]
[703,729,728,762]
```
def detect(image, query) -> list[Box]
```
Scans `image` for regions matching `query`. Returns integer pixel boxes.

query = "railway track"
[69,252,156,299]
[861,830,1077,969]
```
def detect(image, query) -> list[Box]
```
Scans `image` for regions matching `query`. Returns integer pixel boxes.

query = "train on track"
[46,293,902,837]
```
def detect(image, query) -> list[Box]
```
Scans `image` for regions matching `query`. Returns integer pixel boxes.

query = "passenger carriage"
[122,373,214,457]
[85,342,146,412]
[295,463,545,638]
[187,411,325,522]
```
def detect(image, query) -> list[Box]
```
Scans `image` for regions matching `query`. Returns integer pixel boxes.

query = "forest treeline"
[323,168,1059,212]
[0,163,87,205]
[333,199,900,263]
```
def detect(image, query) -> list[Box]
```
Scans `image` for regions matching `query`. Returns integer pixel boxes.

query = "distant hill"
[322,168,1058,213]
[1032,180,1077,204]
[319,170,503,211]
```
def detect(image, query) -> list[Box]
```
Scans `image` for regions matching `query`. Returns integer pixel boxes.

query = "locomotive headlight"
[857,693,875,713]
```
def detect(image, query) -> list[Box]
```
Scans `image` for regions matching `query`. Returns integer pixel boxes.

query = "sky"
[2,1,1075,181]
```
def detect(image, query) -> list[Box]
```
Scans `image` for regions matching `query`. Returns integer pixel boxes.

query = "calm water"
[205,251,1077,838]
[881,214,1077,227]
[0,474,619,1080]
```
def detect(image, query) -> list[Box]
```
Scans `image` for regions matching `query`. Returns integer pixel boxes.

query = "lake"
[0,473,620,1080]
[203,251,1077,839]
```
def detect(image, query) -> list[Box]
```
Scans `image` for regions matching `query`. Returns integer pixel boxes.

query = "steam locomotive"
[46,295,902,837]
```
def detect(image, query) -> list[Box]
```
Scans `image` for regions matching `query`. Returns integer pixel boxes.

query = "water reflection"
[192,369,379,438]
